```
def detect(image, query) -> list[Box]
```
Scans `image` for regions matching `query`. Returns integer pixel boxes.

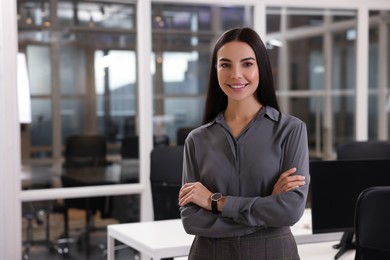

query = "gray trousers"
[188,226,300,260]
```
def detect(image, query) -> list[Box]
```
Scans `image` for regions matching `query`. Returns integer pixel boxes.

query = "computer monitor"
[309,159,390,259]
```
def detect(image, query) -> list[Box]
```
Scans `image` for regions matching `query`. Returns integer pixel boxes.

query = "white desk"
[107,219,194,260]
[107,211,355,260]
[298,241,355,260]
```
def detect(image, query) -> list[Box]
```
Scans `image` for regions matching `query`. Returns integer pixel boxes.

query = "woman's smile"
[228,82,248,89]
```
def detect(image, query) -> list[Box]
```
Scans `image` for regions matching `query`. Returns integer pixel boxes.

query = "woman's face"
[216,41,259,103]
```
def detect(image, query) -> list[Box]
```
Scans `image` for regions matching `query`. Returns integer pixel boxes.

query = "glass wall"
[21,3,390,162]
[151,4,253,144]
[18,0,137,160]
[266,7,357,158]
[367,11,390,140]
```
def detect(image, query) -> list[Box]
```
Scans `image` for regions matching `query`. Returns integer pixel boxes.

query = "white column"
[254,1,266,37]
[278,7,290,112]
[323,14,334,159]
[355,6,369,140]
[0,0,22,259]
[137,0,154,222]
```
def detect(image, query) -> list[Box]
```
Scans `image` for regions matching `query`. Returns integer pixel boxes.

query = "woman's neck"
[224,100,263,122]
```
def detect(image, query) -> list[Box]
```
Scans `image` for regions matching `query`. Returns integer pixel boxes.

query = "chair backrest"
[354,186,390,260]
[337,140,390,160]
[150,146,184,220]
[64,134,108,168]
[121,136,139,159]
[176,127,194,146]
[121,135,170,159]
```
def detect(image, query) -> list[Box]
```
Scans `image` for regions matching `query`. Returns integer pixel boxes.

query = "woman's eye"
[220,63,230,68]
[243,62,254,67]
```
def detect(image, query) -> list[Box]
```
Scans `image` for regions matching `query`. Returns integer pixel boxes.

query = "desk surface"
[108,219,194,260]
[299,241,355,260]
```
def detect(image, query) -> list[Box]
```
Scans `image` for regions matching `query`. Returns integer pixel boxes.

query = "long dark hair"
[203,27,279,124]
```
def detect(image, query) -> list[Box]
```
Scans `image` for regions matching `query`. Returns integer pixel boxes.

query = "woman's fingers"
[283,177,306,191]
[178,182,212,209]
[272,168,306,194]
[179,182,193,199]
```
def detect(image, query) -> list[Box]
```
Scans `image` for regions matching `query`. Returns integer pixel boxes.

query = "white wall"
[0,0,22,259]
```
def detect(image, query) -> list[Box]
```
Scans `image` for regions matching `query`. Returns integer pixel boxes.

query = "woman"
[178,27,310,259]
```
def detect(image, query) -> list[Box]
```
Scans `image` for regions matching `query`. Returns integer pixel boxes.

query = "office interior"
[1,0,390,259]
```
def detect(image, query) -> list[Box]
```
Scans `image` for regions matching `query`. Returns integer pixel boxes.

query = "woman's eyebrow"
[218,57,256,62]
[241,57,255,62]
[218,57,231,62]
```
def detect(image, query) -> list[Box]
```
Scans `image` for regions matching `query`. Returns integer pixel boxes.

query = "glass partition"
[21,194,139,258]
[367,11,390,140]
[266,7,357,158]
[57,1,135,29]
[95,50,137,142]
[151,3,254,145]
[18,0,139,190]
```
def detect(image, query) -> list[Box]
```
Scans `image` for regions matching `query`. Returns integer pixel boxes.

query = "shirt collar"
[262,105,280,122]
[208,105,280,127]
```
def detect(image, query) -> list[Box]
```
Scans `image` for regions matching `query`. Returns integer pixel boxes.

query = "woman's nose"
[230,65,242,78]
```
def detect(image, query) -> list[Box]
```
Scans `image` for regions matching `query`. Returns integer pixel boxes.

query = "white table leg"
[139,253,158,260]
[107,234,115,260]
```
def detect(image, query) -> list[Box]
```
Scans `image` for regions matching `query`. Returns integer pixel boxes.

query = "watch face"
[211,193,222,201]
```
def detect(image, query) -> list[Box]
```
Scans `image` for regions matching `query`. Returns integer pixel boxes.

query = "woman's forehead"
[217,41,255,61]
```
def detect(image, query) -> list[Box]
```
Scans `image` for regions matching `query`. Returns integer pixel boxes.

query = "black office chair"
[121,135,170,160]
[22,201,65,259]
[176,127,195,146]
[334,140,390,258]
[354,186,390,260]
[337,140,390,160]
[121,136,139,159]
[150,146,184,220]
[61,134,112,247]
[64,134,111,168]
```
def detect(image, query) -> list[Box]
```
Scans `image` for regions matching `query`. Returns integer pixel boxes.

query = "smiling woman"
[179,28,310,260]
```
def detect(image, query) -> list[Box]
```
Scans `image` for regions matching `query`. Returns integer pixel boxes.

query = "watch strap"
[211,199,219,214]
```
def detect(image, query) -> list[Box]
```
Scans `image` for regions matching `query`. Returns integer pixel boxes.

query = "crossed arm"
[178,167,306,212]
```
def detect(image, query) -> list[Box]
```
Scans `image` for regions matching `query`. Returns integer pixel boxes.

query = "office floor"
[22,208,140,260]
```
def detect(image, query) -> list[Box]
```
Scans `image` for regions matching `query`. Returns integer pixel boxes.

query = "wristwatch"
[211,193,223,214]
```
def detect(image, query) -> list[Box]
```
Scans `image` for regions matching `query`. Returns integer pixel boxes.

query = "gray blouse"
[180,105,310,238]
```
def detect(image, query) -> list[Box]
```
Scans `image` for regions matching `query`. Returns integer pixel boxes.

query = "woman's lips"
[228,83,248,89]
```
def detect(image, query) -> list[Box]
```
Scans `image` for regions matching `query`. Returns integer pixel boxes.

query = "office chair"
[61,134,112,248]
[354,186,390,260]
[64,134,110,168]
[121,135,170,160]
[22,201,66,259]
[337,140,390,160]
[176,127,195,146]
[150,146,184,220]
[333,140,390,258]
[121,136,139,159]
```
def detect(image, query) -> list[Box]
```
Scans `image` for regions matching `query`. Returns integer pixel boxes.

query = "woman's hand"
[272,168,306,195]
[179,182,213,210]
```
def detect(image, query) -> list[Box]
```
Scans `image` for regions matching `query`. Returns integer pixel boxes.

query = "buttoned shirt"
[180,105,310,238]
